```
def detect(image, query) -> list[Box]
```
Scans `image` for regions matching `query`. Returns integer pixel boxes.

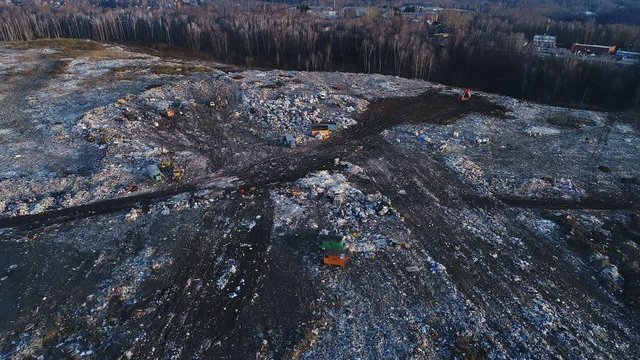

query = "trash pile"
[523,297,560,336]
[444,156,490,194]
[0,51,229,218]
[233,70,441,142]
[386,93,617,207]
[236,71,368,138]
[272,165,412,258]
[4,41,640,359]
[0,52,442,219]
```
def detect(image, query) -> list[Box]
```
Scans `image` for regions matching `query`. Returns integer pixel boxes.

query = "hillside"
[0,39,639,359]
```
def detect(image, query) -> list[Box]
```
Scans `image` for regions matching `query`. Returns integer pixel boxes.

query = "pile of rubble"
[232,70,445,142]
[0,46,232,219]
[236,71,368,138]
[272,164,411,255]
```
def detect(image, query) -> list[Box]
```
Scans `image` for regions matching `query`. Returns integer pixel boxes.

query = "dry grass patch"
[3,38,137,60]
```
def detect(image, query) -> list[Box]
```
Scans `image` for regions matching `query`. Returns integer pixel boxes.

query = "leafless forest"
[1,0,639,109]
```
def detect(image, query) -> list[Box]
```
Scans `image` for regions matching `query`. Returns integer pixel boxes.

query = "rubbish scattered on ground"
[125,208,139,222]
[1,41,639,360]
[282,134,296,148]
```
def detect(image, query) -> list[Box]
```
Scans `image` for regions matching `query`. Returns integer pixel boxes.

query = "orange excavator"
[459,88,472,101]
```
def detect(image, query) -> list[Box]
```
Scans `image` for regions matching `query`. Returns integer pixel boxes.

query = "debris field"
[0,39,639,359]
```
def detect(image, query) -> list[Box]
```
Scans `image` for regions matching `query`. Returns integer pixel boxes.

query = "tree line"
[1,1,639,109]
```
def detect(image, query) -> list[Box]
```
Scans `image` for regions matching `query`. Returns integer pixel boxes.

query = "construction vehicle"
[459,88,472,101]
[311,129,331,139]
[319,122,337,131]
[171,168,184,182]
[288,186,304,197]
[311,124,331,140]
[157,160,183,181]
[323,254,348,267]
[159,160,174,171]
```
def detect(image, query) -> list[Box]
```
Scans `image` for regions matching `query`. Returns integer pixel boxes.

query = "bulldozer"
[459,88,472,101]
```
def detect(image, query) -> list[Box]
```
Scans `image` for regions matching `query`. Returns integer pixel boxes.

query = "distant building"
[322,10,337,19]
[306,6,338,19]
[399,12,422,22]
[424,11,439,23]
[533,35,556,49]
[400,5,433,13]
[343,6,368,18]
[572,43,616,55]
[615,50,640,65]
[398,10,439,23]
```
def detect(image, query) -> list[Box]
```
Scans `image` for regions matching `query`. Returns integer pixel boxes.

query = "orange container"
[311,129,331,139]
[323,255,348,267]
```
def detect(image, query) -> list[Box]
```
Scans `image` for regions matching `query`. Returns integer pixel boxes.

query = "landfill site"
[1,39,639,359]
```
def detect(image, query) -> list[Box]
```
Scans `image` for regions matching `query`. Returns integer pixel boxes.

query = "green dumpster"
[320,239,346,250]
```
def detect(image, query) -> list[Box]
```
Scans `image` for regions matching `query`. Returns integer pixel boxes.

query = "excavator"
[459,88,472,101]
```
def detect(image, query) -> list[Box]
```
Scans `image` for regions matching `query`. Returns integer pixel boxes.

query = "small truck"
[311,124,331,139]
[147,164,162,181]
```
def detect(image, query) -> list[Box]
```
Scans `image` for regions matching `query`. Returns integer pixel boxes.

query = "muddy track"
[589,114,616,184]
[0,56,65,139]
[232,91,505,185]
[0,92,505,231]
[0,186,196,230]
[124,194,276,359]
[497,194,639,210]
